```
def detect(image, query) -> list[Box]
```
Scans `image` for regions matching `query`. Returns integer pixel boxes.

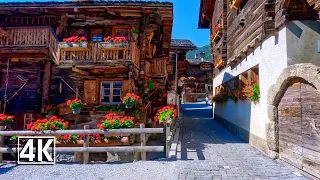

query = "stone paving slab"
[175,104,310,180]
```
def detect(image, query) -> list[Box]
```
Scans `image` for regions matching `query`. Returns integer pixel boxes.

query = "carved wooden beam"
[120,12,142,17]
[72,67,89,76]
[106,8,120,16]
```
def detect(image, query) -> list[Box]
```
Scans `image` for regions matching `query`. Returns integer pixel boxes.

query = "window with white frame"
[101,81,122,104]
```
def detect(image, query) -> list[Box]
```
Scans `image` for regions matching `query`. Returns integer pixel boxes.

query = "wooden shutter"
[121,80,133,98]
[84,80,97,105]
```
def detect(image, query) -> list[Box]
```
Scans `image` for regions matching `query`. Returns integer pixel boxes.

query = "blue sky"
[0,0,210,47]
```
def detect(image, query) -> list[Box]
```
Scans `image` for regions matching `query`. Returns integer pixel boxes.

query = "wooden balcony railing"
[145,59,167,78]
[0,26,140,68]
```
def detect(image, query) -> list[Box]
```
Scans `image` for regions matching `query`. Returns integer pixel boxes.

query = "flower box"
[98,42,128,49]
[211,30,222,43]
[230,0,244,10]
[55,136,133,147]
[59,42,88,49]
[213,54,224,68]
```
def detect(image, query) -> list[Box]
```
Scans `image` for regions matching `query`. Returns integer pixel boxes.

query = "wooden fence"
[0,124,164,164]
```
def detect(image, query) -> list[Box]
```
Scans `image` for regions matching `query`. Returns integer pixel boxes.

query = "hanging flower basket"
[72,108,81,114]
[66,98,86,115]
[122,93,140,109]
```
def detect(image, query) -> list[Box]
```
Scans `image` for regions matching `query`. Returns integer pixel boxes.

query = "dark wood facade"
[199,0,320,178]
[0,1,173,129]
[199,0,319,67]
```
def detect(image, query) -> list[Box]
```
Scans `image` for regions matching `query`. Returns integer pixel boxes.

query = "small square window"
[100,81,122,104]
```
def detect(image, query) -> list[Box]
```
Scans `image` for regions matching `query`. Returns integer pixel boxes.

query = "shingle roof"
[0,0,173,7]
[170,39,197,50]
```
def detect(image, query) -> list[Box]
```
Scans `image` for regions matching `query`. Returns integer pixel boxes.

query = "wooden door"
[278,78,303,169]
[278,78,320,178]
[84,80,97,105]
[301,82,320,178]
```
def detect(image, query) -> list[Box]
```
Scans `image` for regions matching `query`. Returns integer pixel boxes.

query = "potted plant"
[60,36,87,48]
[142,76,156,93]
[98,36,128,49]
[27,116,69,131]
[122,93,140,109]
[154,105,177,124]
[0,114,14,126]
[45,105,55,116]
[131,28,139,41]
[210,24,223,43]
[66,98,85,114]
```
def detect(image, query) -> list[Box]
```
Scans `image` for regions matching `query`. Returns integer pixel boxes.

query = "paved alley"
[175,103,310,180]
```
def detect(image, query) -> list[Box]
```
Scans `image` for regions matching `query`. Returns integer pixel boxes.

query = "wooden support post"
[0,126,4,162]
[83,125,89,164]
[140,123,146,161]
[247,69,252,85]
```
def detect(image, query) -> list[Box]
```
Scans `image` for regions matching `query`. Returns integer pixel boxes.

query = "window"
[101,81,122,104]
[91,29,103,42]
[112,26,130,40]
[70,28,86,37]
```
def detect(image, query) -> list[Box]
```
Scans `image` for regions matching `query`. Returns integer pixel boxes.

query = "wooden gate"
[278,78,320,178]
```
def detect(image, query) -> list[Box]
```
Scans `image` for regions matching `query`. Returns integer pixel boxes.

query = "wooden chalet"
[169,39,197,82]
[199,0,320,177]
[0,0,173,130]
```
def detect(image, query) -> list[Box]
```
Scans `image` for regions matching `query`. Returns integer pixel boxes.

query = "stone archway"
[266,63,320,177]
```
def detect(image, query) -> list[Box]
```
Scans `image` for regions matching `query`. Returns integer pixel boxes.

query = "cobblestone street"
[0,103,313,180]
[175,103,309,180]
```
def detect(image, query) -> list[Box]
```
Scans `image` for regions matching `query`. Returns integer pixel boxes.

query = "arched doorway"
[278,78,320,177]
[267,64,320,178]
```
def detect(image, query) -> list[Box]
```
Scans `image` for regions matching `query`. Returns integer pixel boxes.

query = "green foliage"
[186,45,213,61]
[101,119,134,129]
[131,28,139,34]
[92,104,125,112]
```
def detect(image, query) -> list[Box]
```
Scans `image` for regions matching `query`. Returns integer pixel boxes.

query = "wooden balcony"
[145,58,167,79]
[0,26,140,69]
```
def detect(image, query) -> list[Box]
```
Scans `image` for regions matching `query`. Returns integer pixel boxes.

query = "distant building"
[169,39,213,103]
